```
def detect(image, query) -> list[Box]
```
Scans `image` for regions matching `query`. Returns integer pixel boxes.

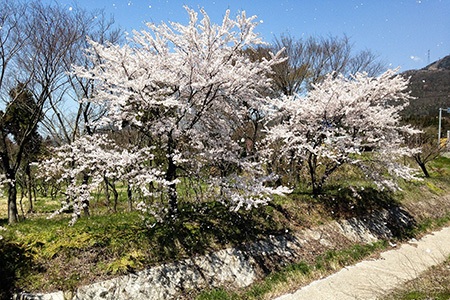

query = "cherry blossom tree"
[72,7,288,217]
[265,69,420,195]
[37,134,163,225]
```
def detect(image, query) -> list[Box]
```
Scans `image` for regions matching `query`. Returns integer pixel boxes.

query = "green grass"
[0,199,288,296]
[1,211,148,293]
[396,291,450,300]
[0,154,450,298]
[410,212,450,237]
[29,196,62,213]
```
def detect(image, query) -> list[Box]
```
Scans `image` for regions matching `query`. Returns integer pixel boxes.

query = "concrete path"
[274,226,450,300]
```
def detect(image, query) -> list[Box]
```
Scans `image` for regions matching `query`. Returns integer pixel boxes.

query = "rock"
[14,291,65,300]
[20,207,415,300]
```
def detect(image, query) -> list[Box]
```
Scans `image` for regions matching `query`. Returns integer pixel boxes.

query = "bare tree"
[406,128,445,178]
[0,0,32,223]
[0,1,120,223]
[42,9,122,145]
[0,1,28,92]
[270,34,311,96]
[348,49,386,77]
[264,34,386,96]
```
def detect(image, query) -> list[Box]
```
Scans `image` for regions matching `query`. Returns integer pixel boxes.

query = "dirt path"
[274,226,450,300]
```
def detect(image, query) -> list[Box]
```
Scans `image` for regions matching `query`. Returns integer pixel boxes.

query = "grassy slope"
[0,156,450,299]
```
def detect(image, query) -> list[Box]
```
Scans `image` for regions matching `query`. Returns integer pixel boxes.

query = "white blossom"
[36,134,164,224]
[265,69,421,192]
[70,7,289,215]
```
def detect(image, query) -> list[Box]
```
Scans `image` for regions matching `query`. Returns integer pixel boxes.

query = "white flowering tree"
[72,7,288,217]
[265,69,420,195]
[37,134,164,224]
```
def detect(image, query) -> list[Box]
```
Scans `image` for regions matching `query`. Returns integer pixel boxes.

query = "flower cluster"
[264,70,421,192]
[37,134,164,224]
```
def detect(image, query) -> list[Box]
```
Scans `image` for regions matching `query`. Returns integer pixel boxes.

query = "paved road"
[274,226,450,300]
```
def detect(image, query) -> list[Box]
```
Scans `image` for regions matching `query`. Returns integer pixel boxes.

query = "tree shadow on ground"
[317,186,417,240]
[318,186,401,219]
[145,201,286,262]
[0,237,38,299]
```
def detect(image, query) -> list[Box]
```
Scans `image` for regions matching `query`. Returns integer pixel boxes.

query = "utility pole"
[438,107,450,146]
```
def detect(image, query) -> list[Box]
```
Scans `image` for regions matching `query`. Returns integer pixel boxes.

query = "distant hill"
[423,55,450,71]
[401,55,450,117]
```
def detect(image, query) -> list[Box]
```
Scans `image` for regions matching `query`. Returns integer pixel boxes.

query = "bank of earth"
[14,185,450,300]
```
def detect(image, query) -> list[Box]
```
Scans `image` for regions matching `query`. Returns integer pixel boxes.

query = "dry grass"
[0,195,7,219]
[383,256,450,300]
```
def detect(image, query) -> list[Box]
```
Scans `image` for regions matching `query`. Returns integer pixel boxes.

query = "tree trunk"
[307,153,321,196]
[32,179,37,205]
[82,173,90,217]
[7,182,19,224]
[166,131,178,217]
[312,182,323,197]
[26,164,34,213]
[19,184,25,218]
[166,156,178,217]
[104,176,110,207]
[110,182,118,213]
[1,133,19,223]
[418,161,430,178]
[127,184,133,211]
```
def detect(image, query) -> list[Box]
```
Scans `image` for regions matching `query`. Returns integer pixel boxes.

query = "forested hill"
[401,55,450,117]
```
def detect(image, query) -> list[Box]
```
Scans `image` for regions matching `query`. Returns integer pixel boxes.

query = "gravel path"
[274,226,450,300]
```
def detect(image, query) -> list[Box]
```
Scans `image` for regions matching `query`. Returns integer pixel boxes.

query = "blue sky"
[53,0,448,71]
